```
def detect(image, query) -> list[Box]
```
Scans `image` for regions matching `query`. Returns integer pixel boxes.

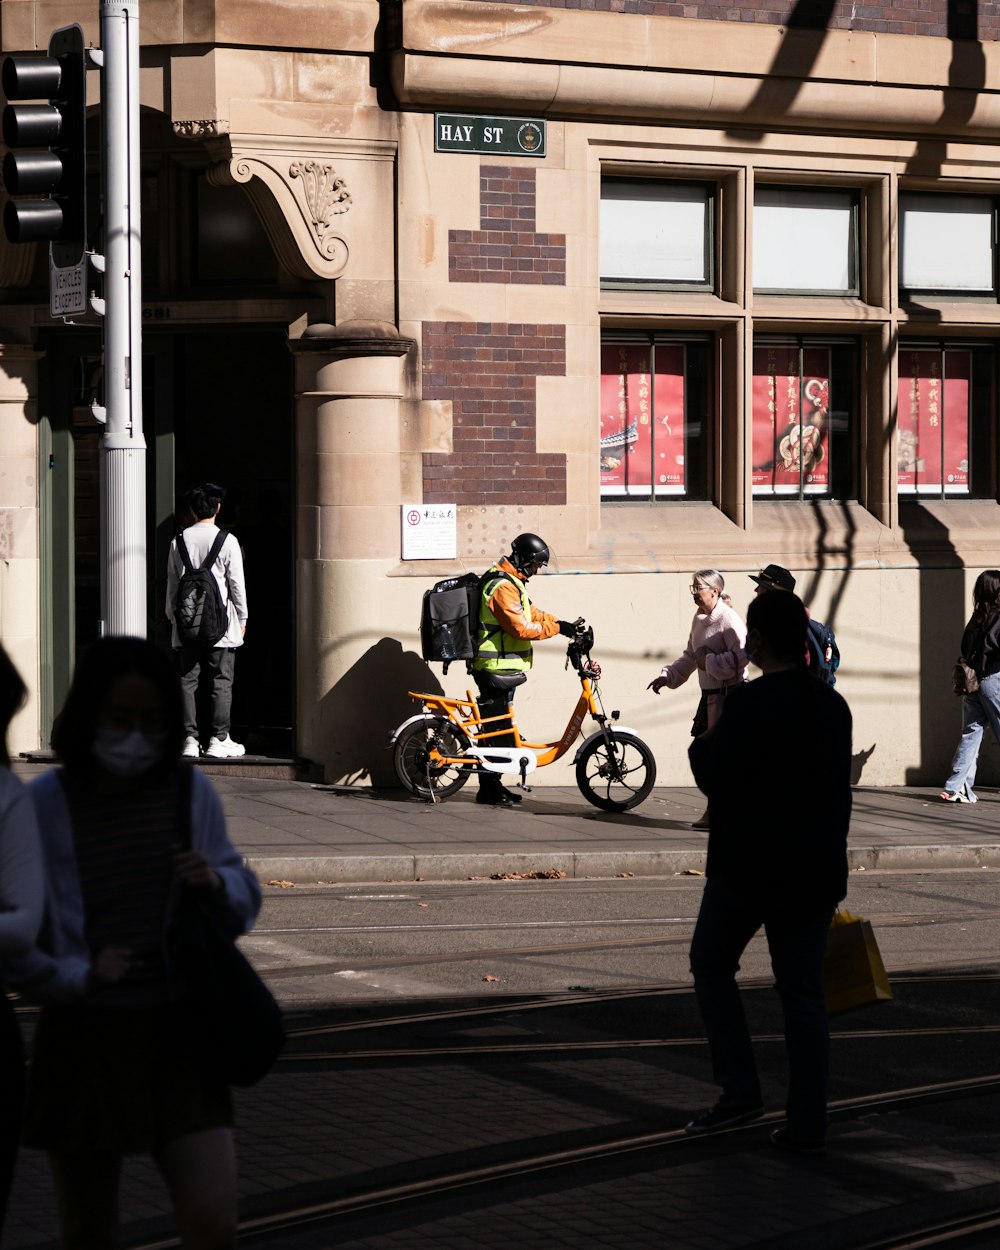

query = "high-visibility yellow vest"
[473,566,533,673]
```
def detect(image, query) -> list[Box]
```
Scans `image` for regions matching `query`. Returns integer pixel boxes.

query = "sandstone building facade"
[2,0,999,786]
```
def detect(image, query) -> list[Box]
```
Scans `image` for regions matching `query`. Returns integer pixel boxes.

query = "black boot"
[476,774,515,807]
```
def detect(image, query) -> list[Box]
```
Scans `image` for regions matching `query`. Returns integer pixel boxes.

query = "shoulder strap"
[176,533,196,574]
[200,530,228,571]
[480,570,518,598]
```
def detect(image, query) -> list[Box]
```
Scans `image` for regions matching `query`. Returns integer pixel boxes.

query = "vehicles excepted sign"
[49,256,87,318]
[434,114,546,158]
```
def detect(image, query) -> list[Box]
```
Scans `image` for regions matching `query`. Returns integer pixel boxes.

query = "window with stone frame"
[600,179,714,292]
[599,334,712,501]
[751,337,856,500]
[899,193,997,299]
[897,342,995,499]
[753,186,859,296]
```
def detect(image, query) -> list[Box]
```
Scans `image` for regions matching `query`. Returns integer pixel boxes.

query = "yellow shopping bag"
[822,909,893,1016]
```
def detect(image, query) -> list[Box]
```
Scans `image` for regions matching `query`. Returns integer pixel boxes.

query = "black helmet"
[510,533,549,576]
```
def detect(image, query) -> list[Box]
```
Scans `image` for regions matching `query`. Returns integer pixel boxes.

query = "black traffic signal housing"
[1,24,87,266]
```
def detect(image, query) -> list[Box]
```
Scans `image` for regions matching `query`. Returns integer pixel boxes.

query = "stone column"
[290,322,416,781]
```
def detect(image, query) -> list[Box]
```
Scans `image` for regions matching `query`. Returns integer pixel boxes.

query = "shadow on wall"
[851,744,875,786]
[725,0,840,141]
[899,506,967,786]
[318,638,443,786]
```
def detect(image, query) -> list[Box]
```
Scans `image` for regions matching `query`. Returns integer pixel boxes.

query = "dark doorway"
[39,324,294,755]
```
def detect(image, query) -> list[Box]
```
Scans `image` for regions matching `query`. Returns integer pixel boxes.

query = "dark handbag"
[690,690,709,738]
[170,899,285,1086]
[170,770,285,1087]
[952,657,979,696]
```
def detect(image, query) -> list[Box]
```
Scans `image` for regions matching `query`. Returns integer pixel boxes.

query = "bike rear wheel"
[393,717,473,800]
[575,730,656,812]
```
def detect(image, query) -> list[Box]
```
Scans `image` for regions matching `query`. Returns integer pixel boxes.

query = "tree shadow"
[898,508,965,785]
[906,1,984,181]
[726,0,840,141]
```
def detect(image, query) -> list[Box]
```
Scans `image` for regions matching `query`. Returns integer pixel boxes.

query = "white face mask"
[91,727,167,778]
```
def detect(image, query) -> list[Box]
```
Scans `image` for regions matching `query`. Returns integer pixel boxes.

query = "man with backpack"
[166,483,248,758]
[471,533,581,807]
[749,564,840,685]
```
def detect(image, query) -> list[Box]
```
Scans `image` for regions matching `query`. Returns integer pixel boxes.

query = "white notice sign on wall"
[401,504,457,560]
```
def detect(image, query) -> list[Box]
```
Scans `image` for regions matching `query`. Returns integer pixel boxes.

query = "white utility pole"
[96,0,145,637]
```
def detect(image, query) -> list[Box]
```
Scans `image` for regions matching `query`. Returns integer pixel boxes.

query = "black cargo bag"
[420,573,482,672]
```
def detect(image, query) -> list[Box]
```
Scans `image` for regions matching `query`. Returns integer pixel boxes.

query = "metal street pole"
[98,0,145,637]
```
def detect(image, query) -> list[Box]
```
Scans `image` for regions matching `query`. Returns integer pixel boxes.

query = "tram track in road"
[275,964,1000,1065]
[251,910,997,983]
[122,1074,1000,1250]
[274,963,999,1044]
[249,909,995,941]
[842,1208,1000,1250]
[99,945,1000,1250]
[281,1022,1000,1065]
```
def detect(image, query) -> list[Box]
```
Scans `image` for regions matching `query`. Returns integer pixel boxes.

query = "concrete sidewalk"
[16,763,1000,883]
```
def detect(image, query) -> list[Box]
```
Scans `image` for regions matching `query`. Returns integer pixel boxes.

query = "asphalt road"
[5,868,997,1250]
[247,868,1000,1004]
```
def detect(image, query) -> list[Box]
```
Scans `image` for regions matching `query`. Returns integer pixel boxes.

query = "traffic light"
[1,24,87,266]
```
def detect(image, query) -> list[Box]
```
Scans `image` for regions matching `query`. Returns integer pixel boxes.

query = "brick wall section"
[422,322,567,505]
[476,0,996,40]
[449,166,567,285]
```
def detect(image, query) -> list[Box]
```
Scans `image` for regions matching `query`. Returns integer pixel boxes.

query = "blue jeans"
[689,877,835,1142]
[943,672,1000,801]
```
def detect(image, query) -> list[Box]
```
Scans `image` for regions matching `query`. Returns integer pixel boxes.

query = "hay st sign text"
[434,114,546,158]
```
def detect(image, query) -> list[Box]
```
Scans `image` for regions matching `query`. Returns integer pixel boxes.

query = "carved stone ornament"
[206,149,353,281]
[289,161,352,229]
[172,120,226,139]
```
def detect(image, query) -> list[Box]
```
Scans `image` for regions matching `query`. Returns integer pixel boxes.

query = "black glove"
[558,620,576,637]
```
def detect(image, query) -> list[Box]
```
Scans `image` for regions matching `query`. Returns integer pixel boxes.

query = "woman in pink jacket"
[648,569,748,827]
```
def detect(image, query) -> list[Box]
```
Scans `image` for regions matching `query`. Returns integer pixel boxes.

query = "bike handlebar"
[566,623,597,678]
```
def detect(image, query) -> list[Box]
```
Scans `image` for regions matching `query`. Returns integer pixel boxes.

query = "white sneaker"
[181,736,201,758]
[206,736,246,759]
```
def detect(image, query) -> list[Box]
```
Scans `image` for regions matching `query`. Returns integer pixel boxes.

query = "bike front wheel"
[575,730,656,812]
[393,717,473,801]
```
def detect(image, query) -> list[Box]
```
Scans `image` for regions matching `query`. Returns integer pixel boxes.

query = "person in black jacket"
[941,569,1000,803]
[683,590,852,1155]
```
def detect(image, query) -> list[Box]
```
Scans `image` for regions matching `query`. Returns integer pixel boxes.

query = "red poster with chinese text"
[601,343,650,496]
[652,345,685,496]
[898,349,970,495]
[752,347,831,495]
[600,344,687,496]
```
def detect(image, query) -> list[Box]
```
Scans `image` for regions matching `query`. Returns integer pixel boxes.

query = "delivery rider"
[472,533,581,807]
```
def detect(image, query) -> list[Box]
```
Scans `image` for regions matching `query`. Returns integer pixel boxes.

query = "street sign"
[434,114,546,158]
[49,254,86,317]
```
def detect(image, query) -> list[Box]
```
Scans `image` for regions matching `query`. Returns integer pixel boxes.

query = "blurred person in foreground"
[0,646,43,1239]
[4,637,260,1249]
[683,590,852,1155]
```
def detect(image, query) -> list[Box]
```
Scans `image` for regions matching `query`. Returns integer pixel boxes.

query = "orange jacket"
[486,558,562,644]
